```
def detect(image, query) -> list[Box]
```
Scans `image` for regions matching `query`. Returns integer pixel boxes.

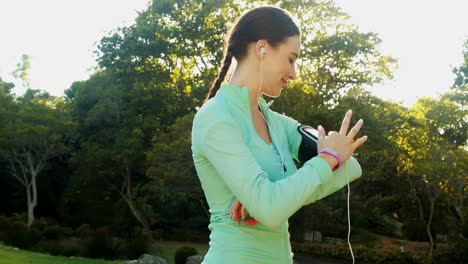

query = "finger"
[232,200,241,224]
[352,135,368,151]
[317,125,326,152]
[244,218,258,226]
[230,199,238,218]
[230,200,234,218]
[241,206,246,220]
[339,109,352,136]
[347,119,364,140]
[318,125,326,143]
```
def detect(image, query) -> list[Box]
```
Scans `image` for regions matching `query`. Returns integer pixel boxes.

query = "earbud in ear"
[260,47,266,55]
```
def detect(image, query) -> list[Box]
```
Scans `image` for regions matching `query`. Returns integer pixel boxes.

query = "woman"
[191,6,367,263]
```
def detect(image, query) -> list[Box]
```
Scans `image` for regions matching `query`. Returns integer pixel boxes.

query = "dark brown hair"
[204,6,300,103]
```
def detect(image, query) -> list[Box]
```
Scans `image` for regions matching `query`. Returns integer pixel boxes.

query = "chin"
[265,90,282,99]
[263,84,283,98]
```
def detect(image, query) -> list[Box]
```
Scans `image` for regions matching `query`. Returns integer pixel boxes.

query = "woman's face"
[262,35,301,98]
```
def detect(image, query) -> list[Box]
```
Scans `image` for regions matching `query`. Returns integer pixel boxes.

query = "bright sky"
[0,0,150,96]
[335,0,468,106]
[1,1,467,107]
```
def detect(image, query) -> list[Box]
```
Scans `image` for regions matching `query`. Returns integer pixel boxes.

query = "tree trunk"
[125,196,154,243]
[103,164,155,243]
[426,197,435,259]
[415,192,434,260]
[123,162,153,243]
[26,184,34,229]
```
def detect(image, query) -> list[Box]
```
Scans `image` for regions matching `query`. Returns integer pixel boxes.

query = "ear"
[255,40,269,59]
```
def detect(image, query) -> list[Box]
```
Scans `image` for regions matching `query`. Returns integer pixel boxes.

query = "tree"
[65,72,156,241]
[0,90,74,228]
[443,38,468,238]
[146,113,209,230]
[394,96,467,258]
[65,0,397,239]
[11,54,32,89]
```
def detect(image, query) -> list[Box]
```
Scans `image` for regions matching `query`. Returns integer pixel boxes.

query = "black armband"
[297,125,319,163]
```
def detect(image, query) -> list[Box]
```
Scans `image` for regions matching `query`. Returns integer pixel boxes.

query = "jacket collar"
[216,83,274,114]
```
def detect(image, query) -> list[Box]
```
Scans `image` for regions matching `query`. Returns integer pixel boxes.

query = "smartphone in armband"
[297,125,319,161]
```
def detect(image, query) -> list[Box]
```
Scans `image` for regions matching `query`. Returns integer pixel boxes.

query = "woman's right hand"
[317,110,367,169]
[230,199,258,226]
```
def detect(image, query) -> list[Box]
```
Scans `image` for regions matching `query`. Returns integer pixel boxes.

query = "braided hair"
[204,6,300,103]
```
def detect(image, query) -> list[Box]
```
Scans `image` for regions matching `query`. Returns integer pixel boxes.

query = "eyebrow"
[291,52,299,58]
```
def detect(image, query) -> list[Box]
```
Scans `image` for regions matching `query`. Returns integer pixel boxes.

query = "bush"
[291,241,423,264]
[380,252,418,264]
[31,216,58,232]
[174,246,198,264]
[433,238,468,263]
[60,238,87,257]
[84,227,117,259]
[125,238,150,259]
[75,223,91,237]
[33,240,63,256]
[33,238,86,257]
[0,215,10,230]
[367,208,395,236]
[350,228,379,247]
[43,225,64,240]
[4,221,41,249]
[303,201,347,238]
[0,215,11,241]
[402,218,428,241]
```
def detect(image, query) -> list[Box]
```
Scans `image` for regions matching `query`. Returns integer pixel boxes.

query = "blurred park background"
[0,0,467,263]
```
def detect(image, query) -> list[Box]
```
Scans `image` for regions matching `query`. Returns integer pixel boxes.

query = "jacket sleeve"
[303,156,362,205]
[274,112,363,205]
[192,109,335,228]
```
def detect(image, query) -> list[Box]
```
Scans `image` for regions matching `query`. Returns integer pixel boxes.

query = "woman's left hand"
[230,199,258,226]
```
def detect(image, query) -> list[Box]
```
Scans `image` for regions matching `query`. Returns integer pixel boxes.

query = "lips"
[281,79,286,87]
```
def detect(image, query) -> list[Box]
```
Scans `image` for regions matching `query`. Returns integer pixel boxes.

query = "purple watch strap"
[319,148,342,171]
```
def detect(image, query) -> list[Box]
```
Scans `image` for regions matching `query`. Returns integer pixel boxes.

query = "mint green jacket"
[191,84,362,264]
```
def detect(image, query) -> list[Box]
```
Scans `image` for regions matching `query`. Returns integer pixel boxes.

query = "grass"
[0,244,120,264]
[0,240,209,264]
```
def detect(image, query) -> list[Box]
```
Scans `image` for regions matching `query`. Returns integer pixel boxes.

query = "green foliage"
[43,225,66,240]
[433,238,468,263]
[367,208,395,236]
[174,246,198,264]
[0,88,75,228]
[304,200,346,237]
[75,224,92,237]
[3,221,41,249]
[84,227,116,260]
[124,238,150,259]
[11,54,32,89]
[292,241,424,263]
[33,238,87,257]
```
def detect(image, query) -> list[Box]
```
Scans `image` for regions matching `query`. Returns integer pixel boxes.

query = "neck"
[228,61,262,114]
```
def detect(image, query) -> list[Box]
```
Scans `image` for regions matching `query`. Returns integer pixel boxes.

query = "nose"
[288,64,296,80]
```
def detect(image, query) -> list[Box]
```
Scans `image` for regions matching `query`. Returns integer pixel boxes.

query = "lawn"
[0,241,209,264]
[0,244,120,264]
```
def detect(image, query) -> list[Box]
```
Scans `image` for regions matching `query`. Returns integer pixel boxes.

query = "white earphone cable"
[257,49,264,100]
[345,164,355,263]
[260,47,353,263]
[258,49,285,179]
